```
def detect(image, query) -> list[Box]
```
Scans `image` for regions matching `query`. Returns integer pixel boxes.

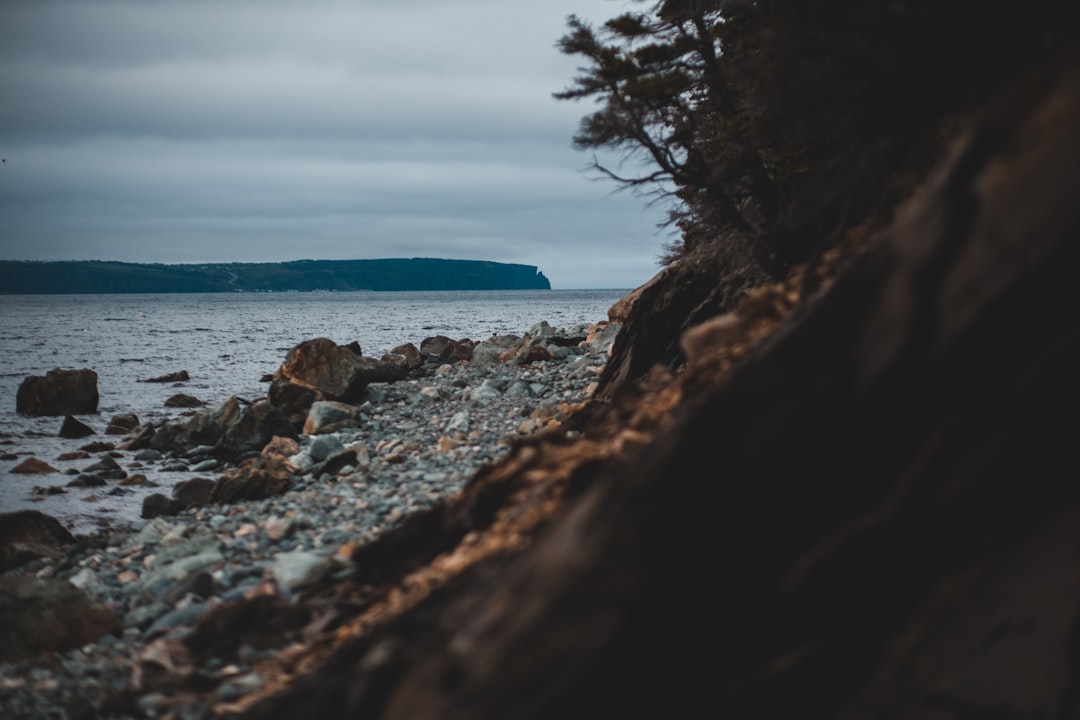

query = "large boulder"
[16,368,99,416]
[0,510,75,572]
[278,338,386,403]
[150,396,243,455]
[220,399,296,459]
[388,343,425,370]
[419,335,474,363]
[0,575,120,662]
[150,396,295,461]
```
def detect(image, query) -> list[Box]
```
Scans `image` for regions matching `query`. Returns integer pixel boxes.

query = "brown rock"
[16,368,99,416]
[164,393,204,408]
[58,415,95,439]
[389,343,425,370]
[210,455,295,504]
[56,450,92,461]
[105,413,140,435]
[343,340,363,356]
[262,435,301,458]
[11,457,59,474]
[0,575,120,662]
[420,335,473,363]
[277,337,388,402]
[514,345,554,365]
[0,510,75,573]
[268,378,320,426]
[220,399,296,459]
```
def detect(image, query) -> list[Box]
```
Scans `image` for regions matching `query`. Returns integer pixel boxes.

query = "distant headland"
[0,258,551,294]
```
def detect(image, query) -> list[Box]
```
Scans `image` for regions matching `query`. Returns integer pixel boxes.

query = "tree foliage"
[555,1,780,265]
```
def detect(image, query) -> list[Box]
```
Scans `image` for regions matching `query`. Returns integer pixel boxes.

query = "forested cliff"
[0,258,551,293]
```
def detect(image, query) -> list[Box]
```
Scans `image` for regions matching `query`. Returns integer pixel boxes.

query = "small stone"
[234,523,258,538]
[56,450,92,462]
[308,434,345,464]
[263,517,294,541]
[117,570,139,584]
[190,458,219,472]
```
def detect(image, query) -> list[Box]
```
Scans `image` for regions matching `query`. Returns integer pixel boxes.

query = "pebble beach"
[0,319,615,719]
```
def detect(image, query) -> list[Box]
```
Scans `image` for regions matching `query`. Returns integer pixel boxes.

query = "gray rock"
[271,551,331,592]
[309,434,345,464]
[445,410,470,434]
[504,380,534,398]
[303,401,357,435]
[470,379,503,402]
[190,459,219,473]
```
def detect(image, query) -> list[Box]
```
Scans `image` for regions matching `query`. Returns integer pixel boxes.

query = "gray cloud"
[0,0,669,288]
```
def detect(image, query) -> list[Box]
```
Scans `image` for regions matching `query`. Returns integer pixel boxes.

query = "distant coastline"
[0,258,551,294]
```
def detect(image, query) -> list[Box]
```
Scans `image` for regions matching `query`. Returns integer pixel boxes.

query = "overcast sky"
[0,0,673,289]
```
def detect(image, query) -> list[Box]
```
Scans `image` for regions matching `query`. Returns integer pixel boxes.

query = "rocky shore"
[0,318,618,719]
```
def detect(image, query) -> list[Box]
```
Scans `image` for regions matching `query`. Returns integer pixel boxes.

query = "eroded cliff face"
[193,34,1080,720]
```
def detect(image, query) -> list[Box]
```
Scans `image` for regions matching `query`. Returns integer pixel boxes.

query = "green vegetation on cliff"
[0,258,551,294]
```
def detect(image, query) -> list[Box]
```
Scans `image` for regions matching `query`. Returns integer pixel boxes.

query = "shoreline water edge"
[0,314,621,718]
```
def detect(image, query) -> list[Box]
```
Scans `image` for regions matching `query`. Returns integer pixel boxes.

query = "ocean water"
[0,289,627,533]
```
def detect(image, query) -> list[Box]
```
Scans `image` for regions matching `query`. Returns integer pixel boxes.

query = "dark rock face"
[105,412,140,435]
[0,510,75,572]
[210,455,295,504]
[58,415,95,439]
[597,255,768,399]
[16,368,99,416]
[0,575,120,662]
